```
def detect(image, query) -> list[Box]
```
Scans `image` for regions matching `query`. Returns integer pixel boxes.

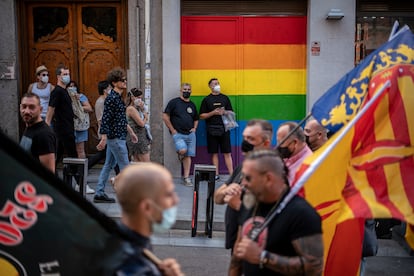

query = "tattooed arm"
[265,234,324,275]
[228,227,243,276]
[234,234,323,276]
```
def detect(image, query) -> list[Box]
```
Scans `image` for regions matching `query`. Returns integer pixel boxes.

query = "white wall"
[127,0,141,89]
[162,0,182,176]
[307,0,356,110]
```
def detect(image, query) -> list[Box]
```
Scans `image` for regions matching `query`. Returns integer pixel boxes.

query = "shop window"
[355,16,414,65]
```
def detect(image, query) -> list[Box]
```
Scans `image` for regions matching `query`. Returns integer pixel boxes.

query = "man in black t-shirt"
[45,65,77,163]
[231,150,323,276]
[199,78,234,178]
[163,83,199,186]
[214,119,273,252]
[20,93,56,172]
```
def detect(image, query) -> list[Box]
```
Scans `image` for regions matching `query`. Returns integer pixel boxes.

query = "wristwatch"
[259,250,269,269]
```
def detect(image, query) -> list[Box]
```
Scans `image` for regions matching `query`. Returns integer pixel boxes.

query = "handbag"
[70,93,90,131]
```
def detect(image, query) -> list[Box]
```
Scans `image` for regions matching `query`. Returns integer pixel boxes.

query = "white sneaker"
[75,184,95,194]
[86,185,95,194]
[183,177,193,187]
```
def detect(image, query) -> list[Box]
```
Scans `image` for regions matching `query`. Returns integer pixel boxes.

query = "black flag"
[0,131,131,275]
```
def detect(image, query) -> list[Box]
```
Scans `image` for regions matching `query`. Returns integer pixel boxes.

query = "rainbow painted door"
[181,16,307,173]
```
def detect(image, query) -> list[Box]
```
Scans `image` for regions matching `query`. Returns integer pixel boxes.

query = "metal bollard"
[191,164,216,238]
[62,158,88,196]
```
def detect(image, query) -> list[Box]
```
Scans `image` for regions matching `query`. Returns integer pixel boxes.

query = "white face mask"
[41,75,49,83]
[67,86,77,94]
[61,75,71,85]
[134,98,142,107]
[151,204,177,233]
[213,85,221,93]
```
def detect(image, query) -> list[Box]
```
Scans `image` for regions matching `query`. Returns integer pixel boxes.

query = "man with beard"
[20,92,56,172]
[214,119,273,254]
[231,150,323,276]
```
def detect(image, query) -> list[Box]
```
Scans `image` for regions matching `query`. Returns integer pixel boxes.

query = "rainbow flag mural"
[181,16,307,171]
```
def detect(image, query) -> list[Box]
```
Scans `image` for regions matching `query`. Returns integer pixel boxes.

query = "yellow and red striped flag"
[292,62,414,275]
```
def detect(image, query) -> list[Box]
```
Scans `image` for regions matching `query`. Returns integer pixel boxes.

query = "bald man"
[304,119,328,152]
[115,163,183,276]
[276,122,313,185]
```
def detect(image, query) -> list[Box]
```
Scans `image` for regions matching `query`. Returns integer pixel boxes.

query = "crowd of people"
[20,64,379,275]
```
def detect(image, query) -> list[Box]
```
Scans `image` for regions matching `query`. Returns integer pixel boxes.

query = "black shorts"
[207,131,231,153]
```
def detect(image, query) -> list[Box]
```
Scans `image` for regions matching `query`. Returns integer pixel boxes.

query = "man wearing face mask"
[163,83,199,187]
[115,163,184,276]
[200,78,234,179]
[45,65,78,169]
[215,119,273,262]
[27,65,55,121]
[304,119,328,152]
[276,121,312,185]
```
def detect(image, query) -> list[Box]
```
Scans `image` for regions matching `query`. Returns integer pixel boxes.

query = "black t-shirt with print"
[164,97,198,134]
[238,195,322,276]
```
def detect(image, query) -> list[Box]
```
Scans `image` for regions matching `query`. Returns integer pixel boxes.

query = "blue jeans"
[95,138,129,196]
[173,132,196,156]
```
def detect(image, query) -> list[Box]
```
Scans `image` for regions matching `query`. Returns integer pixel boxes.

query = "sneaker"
[75,184,95,194]
[93,193,116,203]
[86,185,95,194]
[183,177,193,187]
[215,175,220,181]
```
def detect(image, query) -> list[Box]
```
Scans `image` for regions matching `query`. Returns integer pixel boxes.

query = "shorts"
[173,132,196,157]
[75,130,88,143]
[207,131,231,154]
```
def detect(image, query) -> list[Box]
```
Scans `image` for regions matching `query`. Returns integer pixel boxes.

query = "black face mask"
[182,92,191,99]
[305,135,311,147]
[241,140,254,153]
[278,146,292,159]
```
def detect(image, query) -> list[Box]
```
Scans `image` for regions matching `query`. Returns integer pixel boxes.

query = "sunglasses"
[121,78,127,82]
[242,171,267,182]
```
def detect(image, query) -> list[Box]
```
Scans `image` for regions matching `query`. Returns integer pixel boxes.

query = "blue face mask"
[151,203,177,233]
[61,75,71,85]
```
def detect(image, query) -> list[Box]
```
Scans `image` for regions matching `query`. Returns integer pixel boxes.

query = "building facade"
[3,0,410,176]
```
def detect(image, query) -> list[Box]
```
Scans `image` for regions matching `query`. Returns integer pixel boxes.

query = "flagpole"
[389,21,399,41]
[389,24,410,41]
[275,112,312,149]
[250,80,391,241]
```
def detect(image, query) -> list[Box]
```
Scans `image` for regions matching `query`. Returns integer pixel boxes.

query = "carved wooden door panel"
[75,3,123,106]
[25,1,125,153]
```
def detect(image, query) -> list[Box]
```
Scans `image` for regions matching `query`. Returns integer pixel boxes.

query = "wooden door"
[24,1,125,153]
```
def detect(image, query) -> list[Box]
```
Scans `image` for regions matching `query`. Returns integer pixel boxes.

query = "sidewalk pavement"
[82,168,414,274]
[85,168,227,231]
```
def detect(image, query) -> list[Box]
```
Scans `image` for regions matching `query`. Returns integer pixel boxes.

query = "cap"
[36,65,48,75]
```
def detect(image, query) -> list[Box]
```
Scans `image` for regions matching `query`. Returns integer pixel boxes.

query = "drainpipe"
[144,0,151,114]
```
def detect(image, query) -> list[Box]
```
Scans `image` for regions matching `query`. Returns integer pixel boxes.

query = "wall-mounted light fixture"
[326,9,344,20]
